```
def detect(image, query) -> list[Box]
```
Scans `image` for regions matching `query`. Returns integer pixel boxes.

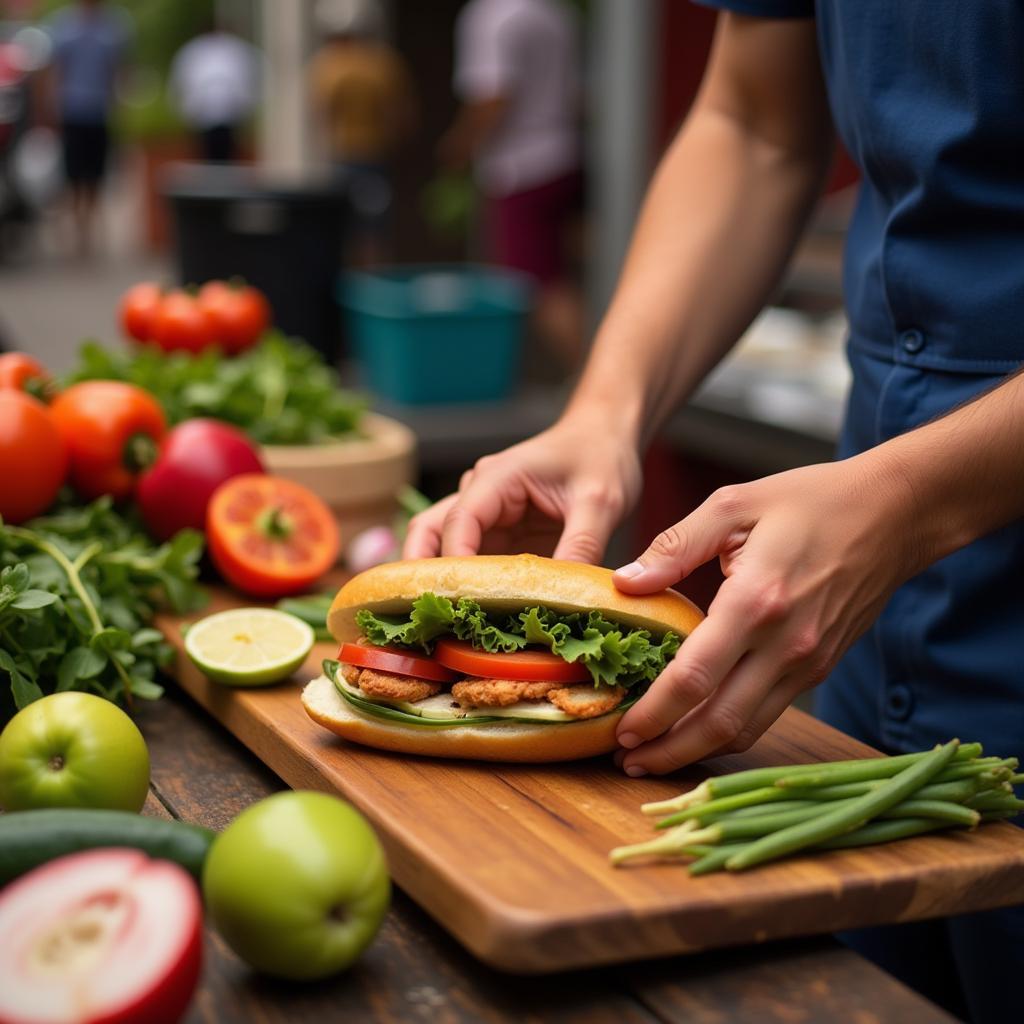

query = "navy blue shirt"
[696,1,1024,374]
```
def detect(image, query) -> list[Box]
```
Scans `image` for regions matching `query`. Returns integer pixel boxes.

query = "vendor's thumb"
[614,490,744,593]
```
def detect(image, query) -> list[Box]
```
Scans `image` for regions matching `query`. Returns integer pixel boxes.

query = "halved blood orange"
[207,473,339,597]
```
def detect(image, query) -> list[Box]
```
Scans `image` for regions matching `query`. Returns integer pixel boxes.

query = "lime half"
[184,608,315,687]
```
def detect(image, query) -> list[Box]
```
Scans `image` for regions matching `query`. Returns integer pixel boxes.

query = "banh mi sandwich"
[301,554,704,762]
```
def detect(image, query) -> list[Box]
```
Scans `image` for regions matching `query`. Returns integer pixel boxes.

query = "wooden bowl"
[261,412,416,557]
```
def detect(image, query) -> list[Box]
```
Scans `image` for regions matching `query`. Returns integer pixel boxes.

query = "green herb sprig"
[66,333,366,446]
[0,498,206,718]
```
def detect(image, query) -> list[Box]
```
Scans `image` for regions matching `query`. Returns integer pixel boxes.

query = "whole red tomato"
[137,419,265,540]
[50,381,167,500]
[119,282,163,343]
[0,391,68,522]
[0,352,53,401]
[197,280,271,355]
[149,290,216,354]
[207,474,339,597]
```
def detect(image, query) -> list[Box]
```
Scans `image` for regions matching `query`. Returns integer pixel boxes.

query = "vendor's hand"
[403,416,642,563]
[613,456,916,776]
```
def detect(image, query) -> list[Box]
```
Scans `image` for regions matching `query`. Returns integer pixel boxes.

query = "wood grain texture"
[620,939,957,1024]
[157,598,1024,975]
[138,690,956,1023]
[138,695,659,1024]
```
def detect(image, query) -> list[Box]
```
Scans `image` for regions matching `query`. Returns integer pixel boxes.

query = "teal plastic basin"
[340,265,532,404]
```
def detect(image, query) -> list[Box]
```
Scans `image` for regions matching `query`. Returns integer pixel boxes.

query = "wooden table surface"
[136,687,957,1024]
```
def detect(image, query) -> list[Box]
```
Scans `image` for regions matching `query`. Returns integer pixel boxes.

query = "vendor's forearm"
[566,16,833,448]
[866,368,1024,572]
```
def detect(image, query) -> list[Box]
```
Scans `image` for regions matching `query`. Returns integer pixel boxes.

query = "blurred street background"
[0,0,857,608]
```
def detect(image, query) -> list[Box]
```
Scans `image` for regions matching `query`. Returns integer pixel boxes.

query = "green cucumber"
[0,809,216,885]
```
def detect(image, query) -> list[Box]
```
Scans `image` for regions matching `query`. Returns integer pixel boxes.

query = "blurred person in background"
[169,16,259,164]
[45,0,131,257]
[308,0,415,267]
[440,0,584,369]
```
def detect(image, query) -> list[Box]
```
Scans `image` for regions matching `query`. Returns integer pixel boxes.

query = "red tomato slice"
[433,638,591,682]
[0,849,202,1024]
[339,642,458,683]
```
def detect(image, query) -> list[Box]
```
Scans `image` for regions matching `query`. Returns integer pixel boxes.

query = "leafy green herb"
[66,333,367,446]
[354,593,681,689]
[0,498,206,718]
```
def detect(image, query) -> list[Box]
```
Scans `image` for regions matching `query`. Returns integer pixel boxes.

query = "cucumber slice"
[464,702,578,723]
[0,809,215,885]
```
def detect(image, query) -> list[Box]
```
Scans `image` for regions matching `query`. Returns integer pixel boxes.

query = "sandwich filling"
[326,592,682,727]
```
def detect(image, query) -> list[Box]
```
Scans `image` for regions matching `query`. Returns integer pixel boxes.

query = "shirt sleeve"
[692,0,815,18]
[453,5,518,101]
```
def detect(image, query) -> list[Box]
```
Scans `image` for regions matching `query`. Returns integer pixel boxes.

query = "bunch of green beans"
[609,740,1024,874]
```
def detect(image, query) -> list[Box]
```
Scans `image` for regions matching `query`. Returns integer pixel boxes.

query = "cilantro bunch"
[355,593,681,689]
[66,333,366,446]
[0,498,205,719]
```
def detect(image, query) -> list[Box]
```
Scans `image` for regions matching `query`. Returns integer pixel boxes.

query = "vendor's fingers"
[709,674,814,758]
[440,474,528,556]
[615,605,750,748]
[621,656,792,776]
[614,488,750,594]
[552,491,620,563]
[403,494,458,559]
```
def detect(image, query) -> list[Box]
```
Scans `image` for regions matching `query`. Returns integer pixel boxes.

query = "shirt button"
[885,683,914,722]
[901,328,925,353]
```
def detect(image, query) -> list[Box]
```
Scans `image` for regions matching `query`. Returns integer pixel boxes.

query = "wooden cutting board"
[157,599,1024,974]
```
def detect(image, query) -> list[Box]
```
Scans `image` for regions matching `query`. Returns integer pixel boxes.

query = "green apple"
[0,692,150,812]
[202,791,390,979]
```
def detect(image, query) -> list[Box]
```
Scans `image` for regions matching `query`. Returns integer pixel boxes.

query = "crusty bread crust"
[301,674,624,762]
[327,555,704,645]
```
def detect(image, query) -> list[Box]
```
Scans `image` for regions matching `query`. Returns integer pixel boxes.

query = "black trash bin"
[164,164,348,362]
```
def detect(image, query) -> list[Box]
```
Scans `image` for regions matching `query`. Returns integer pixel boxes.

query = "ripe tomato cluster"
[0,353,338,597]
[0,387,67,523]
[0,368,173,522]
[119,279,271,355]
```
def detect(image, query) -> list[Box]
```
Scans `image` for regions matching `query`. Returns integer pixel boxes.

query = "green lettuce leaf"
[451,599,527,653]
[355,592,455,647]
[355,593,682,689]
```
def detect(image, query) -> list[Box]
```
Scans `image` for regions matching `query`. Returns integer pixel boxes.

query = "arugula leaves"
[66,333,366,446]
[0,498,206,719]
[355,594,681,689]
